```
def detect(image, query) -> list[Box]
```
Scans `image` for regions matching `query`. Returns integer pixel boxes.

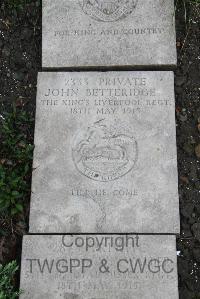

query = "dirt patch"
[176,2,200,298]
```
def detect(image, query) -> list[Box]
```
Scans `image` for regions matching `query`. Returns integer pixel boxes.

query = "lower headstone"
[29,71,179,233]
[20,235,178,299]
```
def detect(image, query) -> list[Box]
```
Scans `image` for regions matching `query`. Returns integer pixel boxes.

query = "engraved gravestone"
[42,0,177,68]
[20,235,179,299]
[29,71,179,233]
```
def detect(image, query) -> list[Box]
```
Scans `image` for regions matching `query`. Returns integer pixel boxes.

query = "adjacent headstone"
[20,234,179,299]
[42,0,177,68]
[29,71,179,233]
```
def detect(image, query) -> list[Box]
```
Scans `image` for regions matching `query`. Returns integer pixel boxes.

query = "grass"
[7,0,40,10]
[189,0,200,3]
[0,261,21,299]
[179,0,200,4]
[0,104,34,235]
[0,104,33,297]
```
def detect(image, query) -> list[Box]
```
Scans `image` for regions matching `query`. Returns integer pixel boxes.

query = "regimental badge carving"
[72,119,138,182]
[79,0,138,22]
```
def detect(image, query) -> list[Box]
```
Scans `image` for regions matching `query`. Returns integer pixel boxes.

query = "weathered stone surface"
[29,71,179,233]
[20,235,178,299]
[42,0,177,68]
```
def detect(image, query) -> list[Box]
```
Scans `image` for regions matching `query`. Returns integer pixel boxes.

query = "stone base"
[20,235,178,299]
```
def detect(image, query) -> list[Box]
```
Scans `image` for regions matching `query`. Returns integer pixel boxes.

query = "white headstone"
[20,235,179,299]
[29,71,179,233]
[42,0,177,68]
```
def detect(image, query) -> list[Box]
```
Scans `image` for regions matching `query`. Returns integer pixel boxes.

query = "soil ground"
[0,0,200,298]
